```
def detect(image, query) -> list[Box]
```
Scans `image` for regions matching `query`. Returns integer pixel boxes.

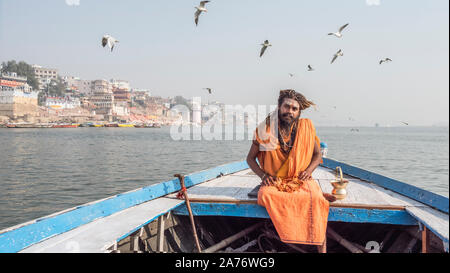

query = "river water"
[0,126,448,230]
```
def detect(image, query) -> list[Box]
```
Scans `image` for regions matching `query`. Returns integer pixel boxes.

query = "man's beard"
[278,109,299,128]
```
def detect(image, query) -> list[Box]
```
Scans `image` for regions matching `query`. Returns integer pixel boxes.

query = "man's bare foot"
[323,193,337,203]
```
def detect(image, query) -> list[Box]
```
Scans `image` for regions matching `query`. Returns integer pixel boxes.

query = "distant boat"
[6,123,37,128]
[79,122,94,128]
[36,123,52,128]
[52,124,79,128]
[90,124,104,128]
[105,123,119,128]
[134,123,160,128]
[118,124,135,128]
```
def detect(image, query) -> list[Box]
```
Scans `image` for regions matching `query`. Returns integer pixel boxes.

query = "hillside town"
[0,63,227,128]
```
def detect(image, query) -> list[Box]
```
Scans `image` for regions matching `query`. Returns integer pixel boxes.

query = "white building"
[62,76,92,95]
[110,79,130,91]
[45,97,81,110]
[191,98,202,125]
[32,65,58,91]
[113,102,130,116]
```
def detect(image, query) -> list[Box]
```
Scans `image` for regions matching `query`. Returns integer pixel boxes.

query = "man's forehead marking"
[282,99,300,107]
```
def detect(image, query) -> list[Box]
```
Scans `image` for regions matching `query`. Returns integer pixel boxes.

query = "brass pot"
[330,167,349,200]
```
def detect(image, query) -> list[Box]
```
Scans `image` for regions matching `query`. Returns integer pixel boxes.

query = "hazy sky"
[0,0,448,126]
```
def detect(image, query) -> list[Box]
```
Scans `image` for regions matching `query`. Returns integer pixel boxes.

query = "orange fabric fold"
[254,118,329,245]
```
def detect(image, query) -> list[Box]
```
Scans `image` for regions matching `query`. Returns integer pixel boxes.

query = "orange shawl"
[254,118,329,245]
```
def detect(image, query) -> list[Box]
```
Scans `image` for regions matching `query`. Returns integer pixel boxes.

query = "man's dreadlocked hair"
[278,89,316,110]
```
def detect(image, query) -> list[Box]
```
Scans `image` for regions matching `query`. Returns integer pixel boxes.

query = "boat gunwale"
[321,158,449,214]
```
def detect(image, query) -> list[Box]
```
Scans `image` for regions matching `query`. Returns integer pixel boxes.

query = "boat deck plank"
[168,167,418,209]
[168,169,261,202]
[406,206,449,245]
[167,166,448,246]
[20,198,183,253]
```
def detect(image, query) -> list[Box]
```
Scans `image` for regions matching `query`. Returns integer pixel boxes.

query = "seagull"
[194,1,210,26]
[401,121,409,126]
[379,58,393,65]
[331,49,344,64]
[260,40,272,57]
[204,88,212,94]
[102,35,119,52]
[307,65,315,71]
[328,23,349,38]
[288,73,294,77]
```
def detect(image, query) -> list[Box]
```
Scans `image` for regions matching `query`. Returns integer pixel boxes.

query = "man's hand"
[261,174,277,186]
[298,170,312,181]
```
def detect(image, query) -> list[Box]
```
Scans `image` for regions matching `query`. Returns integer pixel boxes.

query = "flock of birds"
[99,1,406,126]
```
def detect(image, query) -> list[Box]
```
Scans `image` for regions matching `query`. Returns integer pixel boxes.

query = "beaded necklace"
[278,119,298,154]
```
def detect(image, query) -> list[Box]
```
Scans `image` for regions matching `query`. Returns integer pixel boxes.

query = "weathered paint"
[321,158,449,214]
[115,202,185,243]
[405,208,449,251]
[0,178,179,253]
[172,203,418,226]
[0,160,250,253]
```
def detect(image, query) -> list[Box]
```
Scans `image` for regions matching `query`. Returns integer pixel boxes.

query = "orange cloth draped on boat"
[254,118,329,245]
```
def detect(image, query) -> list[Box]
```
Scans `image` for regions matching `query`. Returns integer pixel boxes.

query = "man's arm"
[298,141,322,180]
[246,142,276,186]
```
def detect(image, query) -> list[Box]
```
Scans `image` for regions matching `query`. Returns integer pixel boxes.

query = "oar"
[174,174,202,253]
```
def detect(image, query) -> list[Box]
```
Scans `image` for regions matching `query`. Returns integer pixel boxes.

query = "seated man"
[246,89,335,252]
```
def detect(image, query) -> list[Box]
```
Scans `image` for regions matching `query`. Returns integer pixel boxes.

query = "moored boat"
[105,123,119,127]
[0,148,447,253]
[35,123,53,128]
[79,122,94,127]
[52,124,79,128]
[5,123,38,128]
[118,124,135,128]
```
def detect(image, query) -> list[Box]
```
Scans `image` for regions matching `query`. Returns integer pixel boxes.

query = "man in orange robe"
[246,89,334,252]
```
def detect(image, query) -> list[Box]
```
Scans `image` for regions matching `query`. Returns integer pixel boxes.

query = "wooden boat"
[90,124,104,127]
[134,123,159,128]
[105,123,119,128]
[0,156,447,253]
[118,124,135,128]
[52,124,79,128]
[6,123,37,128]
[79,122,94,128]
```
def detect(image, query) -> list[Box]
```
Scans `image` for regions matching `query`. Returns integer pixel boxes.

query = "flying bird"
[331,49,344,64]
[307,65,315,71]
[401,121,409,126]
[194,1,210,26]
[328,23,349,38]
[259,40,272,57]
[102,35,119,52]
[204,88,212,94]
[288,73,294,77]
[379,58,393,65]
